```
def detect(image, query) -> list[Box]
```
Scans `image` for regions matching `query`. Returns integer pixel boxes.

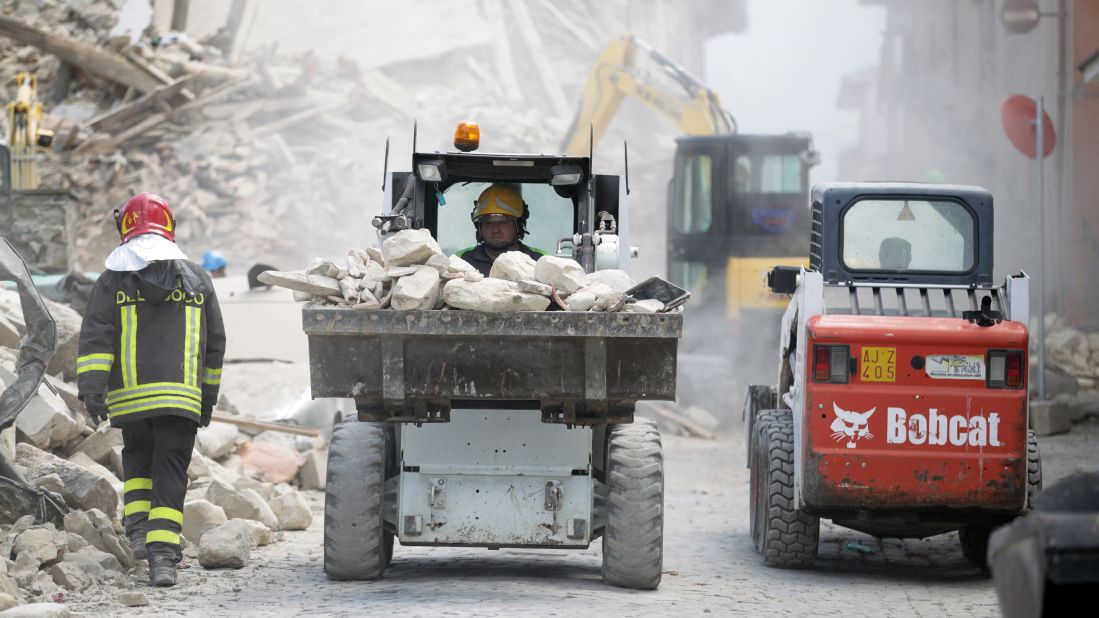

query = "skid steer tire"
[959,525,992,568]
[602,417,663,590]
[756,411,819,568]
[750,409,788,552]
[324,421,388,581]
[1026,429,1042,508]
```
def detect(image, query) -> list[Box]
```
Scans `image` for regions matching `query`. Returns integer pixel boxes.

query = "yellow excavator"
[562,35,817,326]
[6,72,53,190]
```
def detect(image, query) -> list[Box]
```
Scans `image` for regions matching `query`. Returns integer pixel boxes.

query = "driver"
[457,183,546,276]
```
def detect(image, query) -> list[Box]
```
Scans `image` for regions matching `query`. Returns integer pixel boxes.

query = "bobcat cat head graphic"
[831,403,876,449]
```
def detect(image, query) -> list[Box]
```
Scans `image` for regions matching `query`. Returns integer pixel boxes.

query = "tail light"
[813,344,850,384]
[987,349,1025,389]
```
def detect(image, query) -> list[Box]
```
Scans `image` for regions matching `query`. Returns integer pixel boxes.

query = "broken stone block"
[425,253,451,275]
[256,271,341,297]
[45,299,82,381]
[448,254,478,274]
[366,246,386,267]
[443,279,550,312]
[304,258,340,278]
[182,500,227,545]
[385,265,418,279]
[118,592,149,607]
[1030,400,1071,436]
[534,256,586,294]
[197,520,252,569]
[391,266,441,311]
[33,474,64,495]
[236,518,275,547]
[188,449,211,480]
[0,593,18,611]
[64,546,121,575]
[0,426,15,467]
[62,509,131,570]
[292,290,314,302]
[489,251,536,282]
[567,283,613,312]
[12,528,60,568]
[63,533,87,554]
[346,251,368,278]
[623,299,665,313]
[269,491,312,531]
[516,280,553,297]
[16,444,119,519]
[74,424,122,465]
[297,449,326,491]
[196,422,239,461]
[205,479,253,520]
[233,477,274,502]
[463,270,484,282]
[66,451,121,494]
[583,269,635,293]
[14,384,83,451]
[382,229,443,267]
[239,441,303,485]
[239,489,280,530]
[48,562,91,592]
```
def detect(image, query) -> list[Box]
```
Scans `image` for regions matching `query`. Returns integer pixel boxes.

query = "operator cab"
[379,123,629,273]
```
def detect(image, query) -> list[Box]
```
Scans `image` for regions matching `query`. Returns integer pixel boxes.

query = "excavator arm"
[561,35,735,155]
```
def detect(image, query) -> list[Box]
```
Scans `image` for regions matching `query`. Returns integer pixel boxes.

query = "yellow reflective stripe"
[205,367,222,376]
[146,530,180,545]
[78,353,115,363]
[149,507,183,525]
[120,305,137,388]
[107,384,202,406]
[76,363,112,375]
[108,382,201,398]
[124,478,153,492]
[124,500,151,516]
[108,398,202,418]
[190,306,201,387]
[184,306,200,388]
[203,366,222,385]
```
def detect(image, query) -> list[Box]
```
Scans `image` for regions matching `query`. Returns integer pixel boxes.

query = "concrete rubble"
[259,230,680,314]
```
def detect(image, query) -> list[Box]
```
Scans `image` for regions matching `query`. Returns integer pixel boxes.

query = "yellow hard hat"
[472,184,525,222]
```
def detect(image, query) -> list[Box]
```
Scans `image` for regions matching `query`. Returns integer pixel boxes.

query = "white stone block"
[391,266,441,311]
[534,255,586,294]
[488,251,536,282]
[443,279,550,312]
[382,229,442,267]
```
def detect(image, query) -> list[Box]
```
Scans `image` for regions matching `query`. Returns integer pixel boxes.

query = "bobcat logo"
[831,403,876,449]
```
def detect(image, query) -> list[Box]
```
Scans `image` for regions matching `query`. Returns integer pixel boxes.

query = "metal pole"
[1036,95,1046,401]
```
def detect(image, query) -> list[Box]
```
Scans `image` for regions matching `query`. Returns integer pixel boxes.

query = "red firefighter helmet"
[116,193,175,243]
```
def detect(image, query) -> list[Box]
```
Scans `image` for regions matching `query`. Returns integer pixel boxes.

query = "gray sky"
[704,0,886,184]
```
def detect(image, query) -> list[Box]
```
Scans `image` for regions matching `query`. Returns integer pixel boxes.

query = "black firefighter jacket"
[76,260,226,427]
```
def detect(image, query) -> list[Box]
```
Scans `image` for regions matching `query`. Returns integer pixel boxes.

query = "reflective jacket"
[76,260,225,426]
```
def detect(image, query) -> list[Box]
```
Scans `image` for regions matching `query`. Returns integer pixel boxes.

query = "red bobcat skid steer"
[743,182,1041,568]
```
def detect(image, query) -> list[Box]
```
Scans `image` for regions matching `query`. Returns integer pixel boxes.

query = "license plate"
[925,354,986,380]
[860,347,896,382]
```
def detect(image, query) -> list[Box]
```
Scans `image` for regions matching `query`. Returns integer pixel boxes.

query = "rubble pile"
[0,292,323,610]
[0,0,407,269]
[258,230,680,314]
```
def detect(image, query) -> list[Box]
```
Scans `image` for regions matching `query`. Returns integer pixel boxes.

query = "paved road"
[72,418,1099,617]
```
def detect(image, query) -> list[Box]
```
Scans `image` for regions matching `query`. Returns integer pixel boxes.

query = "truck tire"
[755,410,819,568]
[750,409,787,552]
[602,417,663,590]
[1026,429,1042,508]
[324,421,389,580]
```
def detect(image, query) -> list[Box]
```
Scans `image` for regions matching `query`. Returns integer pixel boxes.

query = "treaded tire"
[750,409,787,552]
[602,417,663,590]
[324,421,388,580]
[1026,429,1042,507]
[959,525,991,567]
[756,410,819,568]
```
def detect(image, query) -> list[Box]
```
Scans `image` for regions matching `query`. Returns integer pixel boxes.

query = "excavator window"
[673,153,713,234]
[759,155,802,194]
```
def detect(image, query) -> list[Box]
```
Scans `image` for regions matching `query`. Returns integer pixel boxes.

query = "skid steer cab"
[307,123,678,589]
[743,182,1040,570]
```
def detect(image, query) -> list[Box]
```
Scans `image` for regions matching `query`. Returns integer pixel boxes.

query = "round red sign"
[1001,95,1055,159]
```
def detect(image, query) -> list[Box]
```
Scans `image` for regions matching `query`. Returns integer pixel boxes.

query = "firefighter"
[457,183,546,276]
[201,250,228,278]
[76,193,225,587]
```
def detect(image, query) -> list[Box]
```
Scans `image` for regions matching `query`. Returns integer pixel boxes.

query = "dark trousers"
[120,415,197,562]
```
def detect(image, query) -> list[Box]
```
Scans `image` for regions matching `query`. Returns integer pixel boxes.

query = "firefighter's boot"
[129,534,148,561]
[148,553,177,587]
